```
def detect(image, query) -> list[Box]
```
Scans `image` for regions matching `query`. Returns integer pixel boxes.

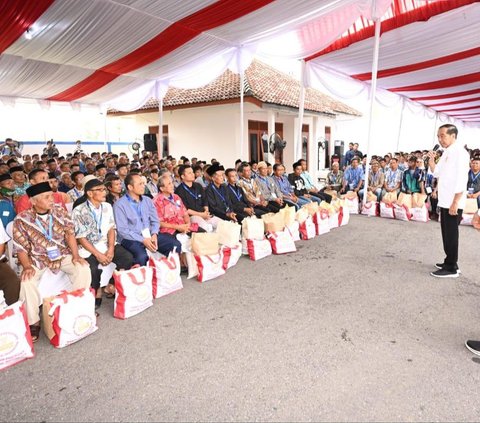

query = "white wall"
[0,99,107,156]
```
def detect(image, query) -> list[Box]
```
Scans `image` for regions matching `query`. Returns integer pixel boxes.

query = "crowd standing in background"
[0,128,479,345]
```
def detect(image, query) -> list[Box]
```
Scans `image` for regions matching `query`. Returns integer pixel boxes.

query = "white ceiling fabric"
[0,0,393,111]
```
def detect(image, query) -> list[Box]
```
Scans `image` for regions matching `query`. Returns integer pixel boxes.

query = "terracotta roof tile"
[111,60,360,117]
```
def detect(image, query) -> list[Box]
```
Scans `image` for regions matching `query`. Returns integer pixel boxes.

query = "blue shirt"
[274,175,293,196]
[301,171,315,190]
[0,199,15,229]
[113,194,160,243]
[344,166,364,188]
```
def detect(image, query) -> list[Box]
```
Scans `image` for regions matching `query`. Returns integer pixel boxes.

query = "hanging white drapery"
[296,60,306,161]
[362,17,382,206]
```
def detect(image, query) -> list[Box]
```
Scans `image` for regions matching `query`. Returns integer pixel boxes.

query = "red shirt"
[15,192,68,214]
[153,193,188,235]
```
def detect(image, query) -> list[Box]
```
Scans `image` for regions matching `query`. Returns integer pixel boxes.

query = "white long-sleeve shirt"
[433,140,470,209]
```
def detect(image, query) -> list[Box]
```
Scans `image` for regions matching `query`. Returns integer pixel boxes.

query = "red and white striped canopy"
[1,0,478,125]
[304,0,480,123]
[0,0,382,110]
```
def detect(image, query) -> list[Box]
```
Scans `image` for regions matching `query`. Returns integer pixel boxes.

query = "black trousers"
[439,207,463,271]
[311,191,332,203]
[85,244,134,290]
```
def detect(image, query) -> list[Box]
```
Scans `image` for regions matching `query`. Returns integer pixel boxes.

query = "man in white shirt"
[72,179,133,308]
[427,124,469,278]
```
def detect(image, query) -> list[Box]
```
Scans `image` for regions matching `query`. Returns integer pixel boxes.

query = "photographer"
[0,138,21,158]
[43,139,59,158]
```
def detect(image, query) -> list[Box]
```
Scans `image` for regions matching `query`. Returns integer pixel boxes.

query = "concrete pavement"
[1,215,480,422]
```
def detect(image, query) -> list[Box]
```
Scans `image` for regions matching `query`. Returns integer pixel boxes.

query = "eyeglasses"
[91,187,106,192]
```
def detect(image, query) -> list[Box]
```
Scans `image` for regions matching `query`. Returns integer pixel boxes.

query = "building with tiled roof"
[107,60,361,174]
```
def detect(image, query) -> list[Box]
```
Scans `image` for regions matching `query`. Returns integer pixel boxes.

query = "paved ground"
[1,215,480,422]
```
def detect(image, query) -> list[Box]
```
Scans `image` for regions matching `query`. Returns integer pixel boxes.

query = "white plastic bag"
[113,266,153,319]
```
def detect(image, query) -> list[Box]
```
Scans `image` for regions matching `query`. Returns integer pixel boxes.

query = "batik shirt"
[237,177,263,205]
[67,187,84,202]
[13,204,74,273]
[72,201,115,258]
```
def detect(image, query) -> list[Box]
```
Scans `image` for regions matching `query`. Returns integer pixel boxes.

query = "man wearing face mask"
[0,173,16,228]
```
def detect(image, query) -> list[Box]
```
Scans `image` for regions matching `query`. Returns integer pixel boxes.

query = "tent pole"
[396,97,405,152]
[362,17,381,206]
[158,97,163,157]
[296,59,306,161]
[103,111,108,153]
[240,70,245,160]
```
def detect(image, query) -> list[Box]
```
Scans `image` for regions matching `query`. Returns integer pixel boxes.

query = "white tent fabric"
[303,1,480,125]
[0,0,391,110]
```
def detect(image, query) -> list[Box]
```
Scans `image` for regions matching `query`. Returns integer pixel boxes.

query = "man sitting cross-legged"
[289,161,322,204]
[175,164,221,232]
[13,182,91,342]
[273,163,310,210]
[72,179,133,309]
[113,173,160,267]
[237,162,279,214]
[225,168,265,220]
[255,161,286,213]
[154,172,205,258]
[205,163,239,222]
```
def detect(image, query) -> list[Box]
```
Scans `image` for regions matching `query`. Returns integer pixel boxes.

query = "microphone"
[433,144,440,152]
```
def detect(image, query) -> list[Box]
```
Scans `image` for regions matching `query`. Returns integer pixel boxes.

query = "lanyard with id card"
[36,214,61,261]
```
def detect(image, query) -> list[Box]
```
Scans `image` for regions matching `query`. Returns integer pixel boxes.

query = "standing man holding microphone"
[427,124,469,279]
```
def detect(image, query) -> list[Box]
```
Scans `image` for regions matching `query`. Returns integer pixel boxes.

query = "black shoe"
[180,266,188,275]
[465,340,480,356]
[95,298,102,309]
[430,268,459,278]
[435,263,461,274]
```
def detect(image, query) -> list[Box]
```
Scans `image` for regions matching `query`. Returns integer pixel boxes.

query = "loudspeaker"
[334,140,344,159]
[143,133,157,152]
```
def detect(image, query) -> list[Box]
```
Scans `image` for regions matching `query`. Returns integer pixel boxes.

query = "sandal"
[29,325,40,343]
[104,284,115,299]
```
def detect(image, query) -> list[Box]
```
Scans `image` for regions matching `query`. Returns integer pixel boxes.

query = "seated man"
[288,161,321,204]
[12,182,91,342]
[255,161,286,213]
[272,163,309,210]
[341,157,364,196]
[237,162,279,213]
[72,179,133,309]
[205,163,239,222]
[175,164,221,232]
[58,172,74,194]
[67,171,85,202]
[15,169,69,214]
[113,173,160,266]
[324,162,343,193]
[225,168,264,220]
[359,161,385,202]
[145,168,159,197]
[299,159,332,203]
[467,156,480,208]
[154,173,204,262]
[382,157,403,197]
[402,156,425,194]
[10,165,29,199]
[105,174,123,206]
[0,219,20,306]
[0,173,16,228]
[95,163,107,181]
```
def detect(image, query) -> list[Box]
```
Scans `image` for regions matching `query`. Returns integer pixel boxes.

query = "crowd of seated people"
[0,138,479,343]
[328,144,480,221]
